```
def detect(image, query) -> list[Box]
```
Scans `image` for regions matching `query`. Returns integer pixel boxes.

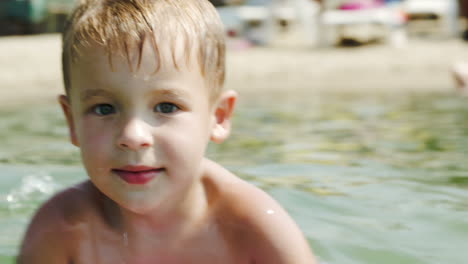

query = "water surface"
[1,91,467,263]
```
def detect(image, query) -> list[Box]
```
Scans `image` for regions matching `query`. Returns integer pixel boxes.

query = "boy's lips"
[112,165,164,185]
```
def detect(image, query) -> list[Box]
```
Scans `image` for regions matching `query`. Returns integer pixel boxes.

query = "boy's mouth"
[112,166,164,185]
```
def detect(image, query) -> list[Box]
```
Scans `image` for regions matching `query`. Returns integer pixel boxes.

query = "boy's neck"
[117,173,210,239]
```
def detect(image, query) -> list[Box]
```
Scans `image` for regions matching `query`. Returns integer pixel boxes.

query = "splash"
[3,173,59,210]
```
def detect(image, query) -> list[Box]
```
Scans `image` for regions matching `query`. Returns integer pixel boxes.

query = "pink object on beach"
[453,62,468,94]
[339,0,384,10]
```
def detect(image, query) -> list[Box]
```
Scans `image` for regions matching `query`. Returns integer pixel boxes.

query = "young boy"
[18,0,316,263]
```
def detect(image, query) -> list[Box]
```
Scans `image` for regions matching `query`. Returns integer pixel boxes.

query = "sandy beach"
[1,33,468,108]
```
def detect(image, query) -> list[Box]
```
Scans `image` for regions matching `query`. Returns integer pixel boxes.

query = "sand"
[1,33,468,109]
[0,34,63,108]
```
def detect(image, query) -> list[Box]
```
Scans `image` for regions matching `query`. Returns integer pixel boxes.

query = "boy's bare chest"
[71,224,251,264]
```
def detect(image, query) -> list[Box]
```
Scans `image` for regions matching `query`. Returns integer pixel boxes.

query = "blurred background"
[1,0,468,263]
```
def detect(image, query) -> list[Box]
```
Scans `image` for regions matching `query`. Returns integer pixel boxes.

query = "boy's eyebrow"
[147,86,191,99]
[80,87,191,101]
[80,89,113,101]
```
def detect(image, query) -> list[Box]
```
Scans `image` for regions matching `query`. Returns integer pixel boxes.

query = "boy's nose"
[117,119,153,151]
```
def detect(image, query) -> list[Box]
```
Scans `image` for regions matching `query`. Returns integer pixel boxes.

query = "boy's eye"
[154,102,179,114]
[92,104,116,116]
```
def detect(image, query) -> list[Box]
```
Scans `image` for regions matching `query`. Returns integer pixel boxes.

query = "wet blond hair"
[62,0,226,101]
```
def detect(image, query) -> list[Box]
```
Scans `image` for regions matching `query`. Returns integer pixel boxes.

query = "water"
[1,91,468,263]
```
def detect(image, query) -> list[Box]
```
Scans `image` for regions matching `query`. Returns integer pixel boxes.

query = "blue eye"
[154,102,179,114]
[93,104,115,116]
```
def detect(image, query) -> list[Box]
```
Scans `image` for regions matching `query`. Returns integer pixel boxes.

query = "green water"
[1,92,468,263]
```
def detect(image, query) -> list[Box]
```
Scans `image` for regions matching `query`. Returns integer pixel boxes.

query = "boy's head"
[58,0,237,214]
[62,0,226,102]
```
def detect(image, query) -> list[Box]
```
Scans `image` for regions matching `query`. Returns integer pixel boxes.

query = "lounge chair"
[403,0,459,36]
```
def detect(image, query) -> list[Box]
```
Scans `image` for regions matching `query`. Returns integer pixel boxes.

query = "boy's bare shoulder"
[203,159,277,216]
[203,159,295,226]
[18,180,98,263]
[203,160,317,264]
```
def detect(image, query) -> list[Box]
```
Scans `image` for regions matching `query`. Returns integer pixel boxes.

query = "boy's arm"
[17,192,72,264]
[242,187,318,264]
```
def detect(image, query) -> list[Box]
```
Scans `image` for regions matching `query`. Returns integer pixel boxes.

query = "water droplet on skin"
[123,232,129,247]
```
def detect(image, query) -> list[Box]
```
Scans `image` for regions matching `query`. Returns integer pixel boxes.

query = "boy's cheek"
[161,131,207,160]
[78,125,112,151]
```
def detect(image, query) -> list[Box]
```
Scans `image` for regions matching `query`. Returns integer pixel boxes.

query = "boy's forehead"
[67,37,210,100]
[74,36,199,74]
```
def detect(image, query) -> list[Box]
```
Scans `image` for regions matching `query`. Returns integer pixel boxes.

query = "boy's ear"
[210,90,237,144]
[58,95,79,147]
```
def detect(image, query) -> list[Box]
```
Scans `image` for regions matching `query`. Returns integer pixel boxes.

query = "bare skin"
[17,38,316,263]
[18,159,316,264]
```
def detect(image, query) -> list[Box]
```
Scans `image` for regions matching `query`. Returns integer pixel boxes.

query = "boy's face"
[60,41,235,214]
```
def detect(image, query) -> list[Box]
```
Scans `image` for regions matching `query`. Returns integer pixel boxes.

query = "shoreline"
[1,33,467,109]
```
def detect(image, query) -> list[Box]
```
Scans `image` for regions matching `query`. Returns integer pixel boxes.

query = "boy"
[18,0,316,263]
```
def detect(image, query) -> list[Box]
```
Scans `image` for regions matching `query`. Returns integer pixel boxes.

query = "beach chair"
[320,1,408,47]
[217,0,322,46]
[403,0,459,36]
